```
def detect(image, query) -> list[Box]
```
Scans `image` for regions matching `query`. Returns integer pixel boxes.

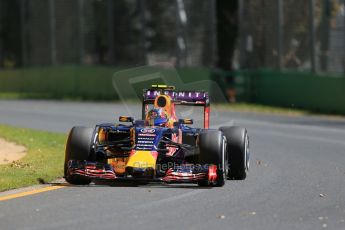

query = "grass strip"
[216,103,345,120]
[0,124,66,192]
[215,103,309,116]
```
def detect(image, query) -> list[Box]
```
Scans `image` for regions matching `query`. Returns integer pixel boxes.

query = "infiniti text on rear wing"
[143,89,210,106]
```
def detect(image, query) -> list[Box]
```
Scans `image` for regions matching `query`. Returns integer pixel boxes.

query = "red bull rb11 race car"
[64,85,250,187]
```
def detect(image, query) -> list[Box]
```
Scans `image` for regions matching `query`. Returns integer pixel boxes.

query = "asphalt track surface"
[0,100,345,230]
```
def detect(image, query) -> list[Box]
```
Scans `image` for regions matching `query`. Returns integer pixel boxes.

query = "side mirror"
[119,116,134,123]
[178,118,193,125]
[134,120,145,126]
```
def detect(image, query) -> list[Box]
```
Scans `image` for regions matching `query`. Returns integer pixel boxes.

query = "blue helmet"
[146,108,168,126]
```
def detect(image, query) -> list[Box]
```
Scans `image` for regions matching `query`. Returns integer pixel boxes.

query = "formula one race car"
[64,85,250,187]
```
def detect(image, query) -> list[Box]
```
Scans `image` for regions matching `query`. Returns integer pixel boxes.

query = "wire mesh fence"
[237,0,345,74]
[0,0,344,75]
[0,0,216,68]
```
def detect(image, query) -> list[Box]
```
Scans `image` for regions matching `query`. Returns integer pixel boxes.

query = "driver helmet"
[146,108,169,127]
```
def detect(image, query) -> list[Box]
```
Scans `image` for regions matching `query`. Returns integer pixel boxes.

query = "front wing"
[66,160,217,184]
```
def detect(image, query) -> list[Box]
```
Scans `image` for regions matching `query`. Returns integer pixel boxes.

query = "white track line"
[250,129,345,146]
[212,120,345,146]
[233,118,345,135]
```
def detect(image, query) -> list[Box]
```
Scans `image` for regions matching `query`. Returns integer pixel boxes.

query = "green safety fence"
[233,69,345,114]
[0,66,344,114]
[0,65,211,100]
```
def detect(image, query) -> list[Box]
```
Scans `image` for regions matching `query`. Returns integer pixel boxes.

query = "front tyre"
[197,130,226,187]
[219,126,249,180]
[64,126,94,185]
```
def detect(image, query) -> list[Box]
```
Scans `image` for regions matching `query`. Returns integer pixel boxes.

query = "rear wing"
[143,85,209,105]
[142,85,210,128]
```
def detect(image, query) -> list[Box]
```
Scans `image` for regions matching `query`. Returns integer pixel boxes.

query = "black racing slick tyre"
[219,126,249,180]
[64,126,94,185]
[197,130,226,187]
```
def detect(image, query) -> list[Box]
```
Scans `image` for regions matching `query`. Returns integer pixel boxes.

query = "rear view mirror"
[119,116,134,123]
[179,118,193,125]
[134,120,145,126]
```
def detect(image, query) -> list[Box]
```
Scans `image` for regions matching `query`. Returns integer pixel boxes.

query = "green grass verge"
[0,93,24,100]
[0,124,66,192]
[217,103,345,119]
[215,103,309,116]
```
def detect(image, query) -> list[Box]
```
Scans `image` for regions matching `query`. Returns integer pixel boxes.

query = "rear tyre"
[64,126,94,185]
[219,126,249,180]
[197,130,226,187]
